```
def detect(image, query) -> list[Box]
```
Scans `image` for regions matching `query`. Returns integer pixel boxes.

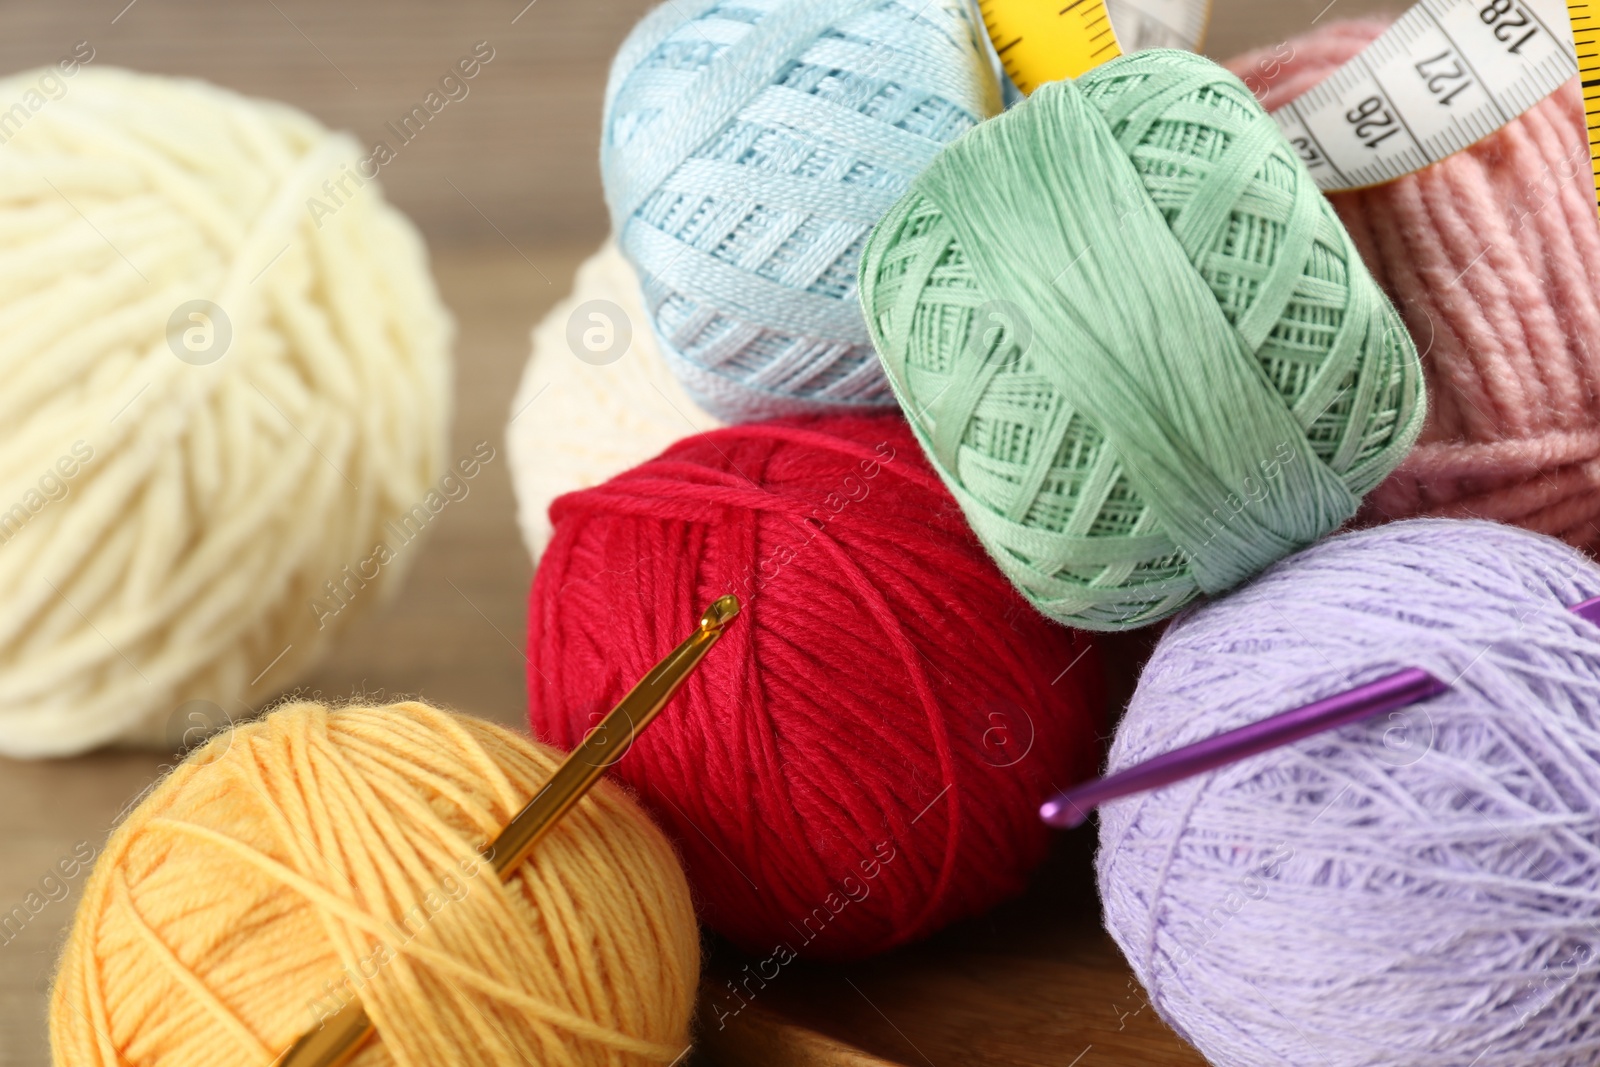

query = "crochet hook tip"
[1039,797,1087,830]
[702,595,740,632]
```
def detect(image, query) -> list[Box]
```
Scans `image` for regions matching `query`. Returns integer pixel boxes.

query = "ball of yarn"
[527,414,1103,960]
[0,67,452,757]
[601,0,1003,422]
[51,700,698,1067]
[506,241,724,562]
[1228,22,1600,551]
[1099,519,1600,1067]
[859,50,1426,631]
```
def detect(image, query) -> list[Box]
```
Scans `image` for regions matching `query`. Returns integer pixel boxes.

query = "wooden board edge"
[694,989,909,1067]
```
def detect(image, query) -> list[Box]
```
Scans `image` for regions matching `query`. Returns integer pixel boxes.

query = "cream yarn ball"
[0,67,452,756]
[507,241,722,562]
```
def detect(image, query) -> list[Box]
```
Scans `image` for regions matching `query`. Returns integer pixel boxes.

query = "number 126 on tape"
[1272,0,1578,191]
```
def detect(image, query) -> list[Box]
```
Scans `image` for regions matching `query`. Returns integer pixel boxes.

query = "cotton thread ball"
[1098,519,1600,1067]
[0,67,452,757]
[506,241,724,562]
[859,50,1426,631]
[601,0,1003,422]
[50,700,699,1067]
[528,414,1103,960]
[1228,22,1600,550]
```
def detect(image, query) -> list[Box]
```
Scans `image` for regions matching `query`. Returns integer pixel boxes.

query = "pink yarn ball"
[1229,20,1600,550]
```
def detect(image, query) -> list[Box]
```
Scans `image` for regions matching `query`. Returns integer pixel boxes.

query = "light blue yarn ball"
[601,0,1003,422]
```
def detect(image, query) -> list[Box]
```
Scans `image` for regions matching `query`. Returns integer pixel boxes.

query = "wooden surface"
[0,1,1404,1064]
[0,0,1397,245]
[2,0,659,244]
[697,827,1207,1067]
[0,244,576,1067]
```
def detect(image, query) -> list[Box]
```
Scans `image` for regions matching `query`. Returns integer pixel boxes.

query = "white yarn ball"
[506,240,723,562]
[0,67,452,756]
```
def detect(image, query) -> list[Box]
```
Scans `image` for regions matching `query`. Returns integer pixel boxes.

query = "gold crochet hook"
[270,594,741,1067]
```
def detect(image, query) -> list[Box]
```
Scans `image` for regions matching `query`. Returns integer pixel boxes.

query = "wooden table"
[696,830,1207,1067]
[0,0,1402,1062]
[0,244,1205,1067]
[0,244,567,1067]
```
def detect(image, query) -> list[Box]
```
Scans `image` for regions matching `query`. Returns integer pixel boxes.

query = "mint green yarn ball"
[858,51,1425,631]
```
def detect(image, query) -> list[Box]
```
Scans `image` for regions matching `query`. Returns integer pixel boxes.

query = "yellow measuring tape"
[978,0,1212,90]
[1573,1,1600,211]
[978,0,1600,217]
[978,0,1123,91]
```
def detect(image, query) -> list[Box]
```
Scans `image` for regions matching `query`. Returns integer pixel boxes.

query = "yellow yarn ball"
[49,701,700,1067]
[0,66,452,756]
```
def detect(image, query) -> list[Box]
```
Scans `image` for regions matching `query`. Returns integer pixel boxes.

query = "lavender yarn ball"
[600,0,1003,422]
[1099,519,1600,1067]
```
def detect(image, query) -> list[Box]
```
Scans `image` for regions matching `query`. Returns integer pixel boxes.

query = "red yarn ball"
[527,414,1103,960]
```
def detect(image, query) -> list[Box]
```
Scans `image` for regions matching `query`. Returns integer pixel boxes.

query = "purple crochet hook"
[1040,594,1600,830]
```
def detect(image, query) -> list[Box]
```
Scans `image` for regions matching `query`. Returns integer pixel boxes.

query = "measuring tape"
[1110,0,1213,52]
[977,0,1600,214]
[1576,1,1600,210]
[1270,0,1580,192]
[977,0,1211,92]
